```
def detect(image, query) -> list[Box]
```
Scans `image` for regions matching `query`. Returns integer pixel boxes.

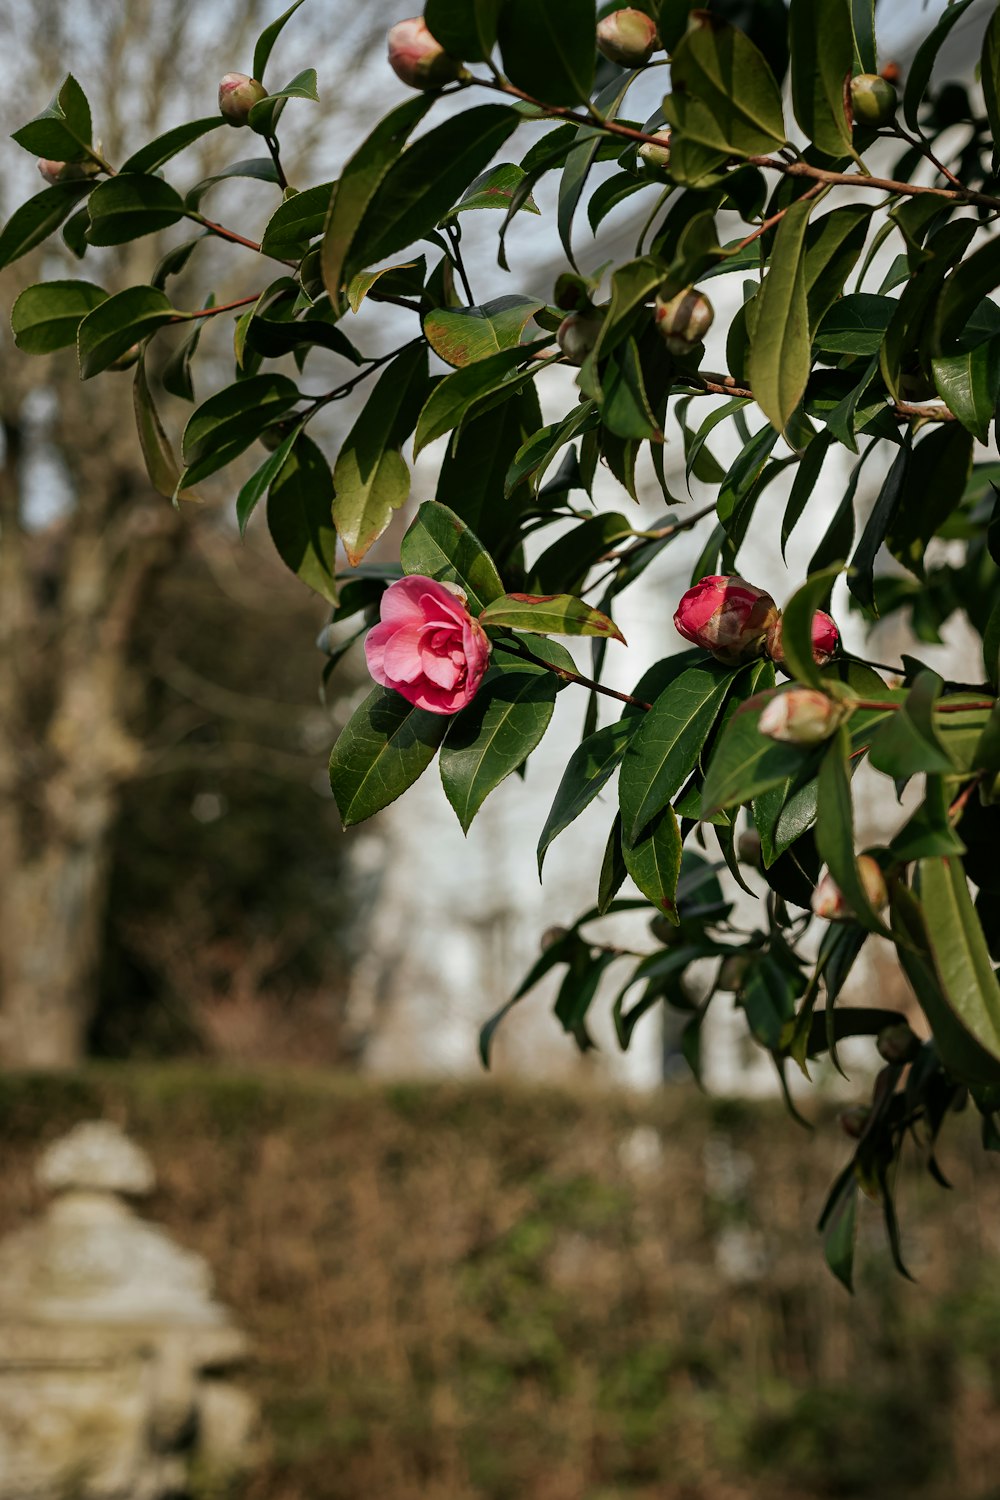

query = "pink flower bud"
[766,610,840,670]
[37,158,98,185]
[596,8,660,67]
[637,130,671,173]
[673,575,778,666]
[758,689,847,746]
[557,310,604,367]
[365,575,491,715]
[387,17,466,90]
[811,856,888,922]
[839,1105,870,1140]
[218,73,267,126]
[655,286,714,355]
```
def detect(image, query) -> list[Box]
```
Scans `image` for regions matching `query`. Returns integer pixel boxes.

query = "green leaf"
[423,295,543,368]
[267,435,337,602]
[0,181,93,270]
[11,279,107,354]
[260,182,335,258]
[820,1169,858,1292]
[902,0,978,131]
[804,205,874,329]
[425,0,504,61]
[599,336,662,442]
[983,6,1000,163]
[77,285,178,379]
[86,174,185,246]
[867,670,956,777]
[120,117,224,174]
[619,662,738,843]
[815,726,887,934]
[11,75,93,161]
[439,654,559,833]
[479,592,625,642]
[332,342,428,565]
[253,0,308,82]
[247,68,319,136]
[664,13,785,171]
[528,510,632,594]
[932,339,1000,444]
[399,501,505,614]
[235,424,303,536]
[779,564,844,690]
[702,688,814,816]
[782,430,835,557]
[885,424,973,579]
[133,353,193,502]
[748,194,815,433]
[931,237,1000,351]
[558,73,636,269]
[345,258,424,313]
[345,105,521,279]
[743,954,800,1051]
[413,339,548,455]
[918,856,1000,1069]
[851,0,877,74]
[622,805,683,919]
[789,0,853,157]
[497,0,596,107]
[848,435,910,611]
[321,96,434,313]
[181,372,301,479]
[537,719,636,874]
[443,162,540,218]
[815,293,894,356]
[329,686,450,827]
[185,157,279,210]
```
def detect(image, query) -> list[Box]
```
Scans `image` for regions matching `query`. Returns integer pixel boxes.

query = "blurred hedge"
[1,1069,999,1500]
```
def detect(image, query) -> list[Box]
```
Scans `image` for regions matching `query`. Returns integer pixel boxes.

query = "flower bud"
[811,856,888,922]
[37,158,100,185]
[637,130,671,174]
[541,925,570,952]
[737,830,762,868]
[758,689,847,747]
[649,914,682,945]
[839,1106,871,1140]
[765,610,840,671]
[850,72,897,128]
[596,8,659,67]
[557,310,605,367]
[655,286,714,355]
[387,17,466,89]
[673,575,778,666]
[876,1022,921,1065]
[717,955,750,993]
[218,73,267,126]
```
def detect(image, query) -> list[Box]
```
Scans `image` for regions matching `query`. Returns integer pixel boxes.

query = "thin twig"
[493,637,651,710]
[265,133,289,192]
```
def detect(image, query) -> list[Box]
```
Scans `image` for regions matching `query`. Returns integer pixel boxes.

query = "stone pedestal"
[0,1121,258,1498]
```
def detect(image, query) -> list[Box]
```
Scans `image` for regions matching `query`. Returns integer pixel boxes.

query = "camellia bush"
[6,0,1000,1283]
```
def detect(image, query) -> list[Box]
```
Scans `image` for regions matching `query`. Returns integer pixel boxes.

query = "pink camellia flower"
[673,575,778,665]
[766,610,840,670]
[811,856,888,921]
[387,17,466,89]
[365,575,491,715]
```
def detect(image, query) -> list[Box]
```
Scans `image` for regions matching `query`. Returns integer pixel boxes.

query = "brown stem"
[734,183,826,252]
[185,211,296,266]
[179,292,262,321]
[493,638,651,710]
[854,698,995,712]
[682,371,955,423]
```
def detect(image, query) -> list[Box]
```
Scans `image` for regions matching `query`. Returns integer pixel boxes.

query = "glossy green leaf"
[77,285,178,379]
[345,105,521,280]
[748,195,815,433]
[902,0,978,130]
[819,1168,858,1292]
[779,565,844,690]
[664,13,785,168]
[133,354,193,502]
[528,512,632,594]
[247,68,319,135]
[622,805,683,920]
[86,175,185,246]
[848,436,910,611]
[599,336,662,442]
[425,0,504,60]
[181,372,301,478]
[400,501,505,614]
[423,295,543,368]
[782,430,835,557]
[702,687,812,815]
[120,117,224,174]
[558,73,636,268]
[253,0,308,82]
[321,95,434,313]
[479,592,625,642]
[815,293,894,356]
[918,856,1000,1067]
[619,662,738,843]
[804,205,875,329]
[260,182,335,258]
[185,157,279,211]
[885,423,973,578]
[332,342,428,565]
[346,259,423,313]
[235,424,303,536]
[413,338,548,455]
[537,719,636,874]
[789,0,853,157]
[439,655,559,832]
[851,0,877,73]
[932,339,1000,444]
[267,435,337,602]
[444,162,540,219]
[0,181,93,270]
[11,75,93,161]
[497,0,596,107]
[11,279,107,354]
[329,686,450,826]
[983,6,1000,162]
[867,670,956,777]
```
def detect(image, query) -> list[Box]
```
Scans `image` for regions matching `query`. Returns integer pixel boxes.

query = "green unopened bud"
[649,914,682,945]
[655,286,714,356]
[758,689,848,747]
[851,72,897,128]
[637,130,671,174]
[876,1022,921,1065]
[717,955,750,993]
[557,310,605,367]
[218,73,267,126]
[596,8,660,67]
[839,1105,871,1140]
